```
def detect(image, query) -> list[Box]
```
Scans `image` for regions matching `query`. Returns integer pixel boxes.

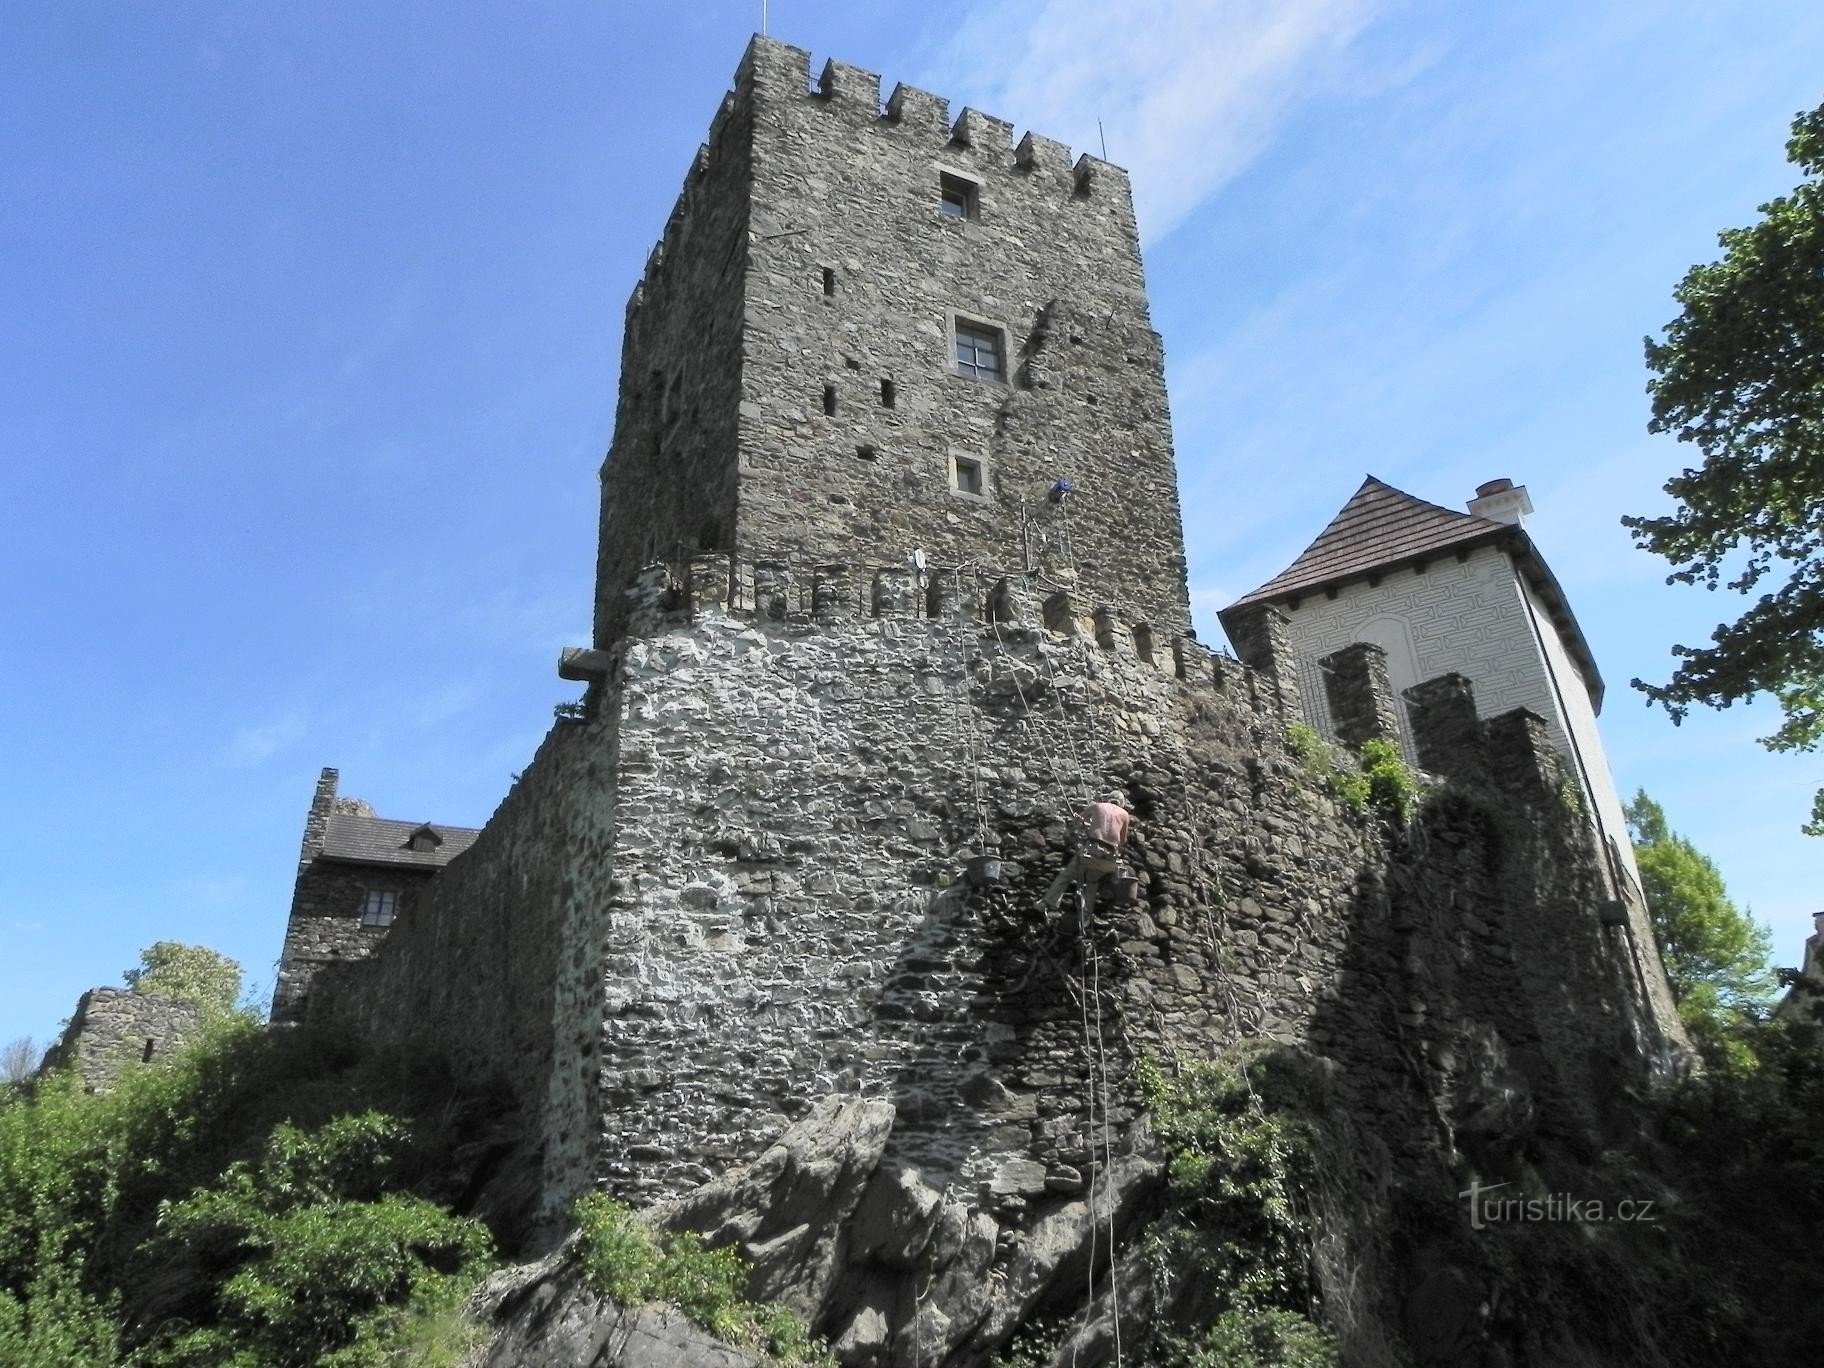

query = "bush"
[1138,1054,1338,1368]
[0,1016,507,1366]
[1285,728,1420,826]
[573,1194,832,1365]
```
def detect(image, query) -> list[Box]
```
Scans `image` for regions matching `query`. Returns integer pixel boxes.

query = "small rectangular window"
[953,456,984,496]
[880,378,896,408]
[954,322,1003,382]
[361,889,399,929]
[823,384,837,416]
[939,172,978,220]
[856,443,878,461]
[821,267,836,296]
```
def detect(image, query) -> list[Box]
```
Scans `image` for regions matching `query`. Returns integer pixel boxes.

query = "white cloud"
[927,0,1388,241]
[226,713,306,767]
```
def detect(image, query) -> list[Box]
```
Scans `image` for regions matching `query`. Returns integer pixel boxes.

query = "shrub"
[573,1194,832,1365]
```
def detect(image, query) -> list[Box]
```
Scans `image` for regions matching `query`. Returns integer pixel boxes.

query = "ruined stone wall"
[43,987,205,1093]
[315,568,1680,1244]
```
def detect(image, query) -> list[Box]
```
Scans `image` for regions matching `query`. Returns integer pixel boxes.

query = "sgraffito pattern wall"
[1277,544,1564,746]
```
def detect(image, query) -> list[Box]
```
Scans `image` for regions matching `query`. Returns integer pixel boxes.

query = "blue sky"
[3,0,1821,1048]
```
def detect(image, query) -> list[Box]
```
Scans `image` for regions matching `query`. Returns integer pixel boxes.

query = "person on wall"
[1043,793,1134,919]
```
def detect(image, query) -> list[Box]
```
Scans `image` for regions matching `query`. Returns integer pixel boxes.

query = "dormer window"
[406,825,442,854]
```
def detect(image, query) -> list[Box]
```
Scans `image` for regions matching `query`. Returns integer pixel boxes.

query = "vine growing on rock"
[1136,1053,1338,1368]
[1285,726,1422,825]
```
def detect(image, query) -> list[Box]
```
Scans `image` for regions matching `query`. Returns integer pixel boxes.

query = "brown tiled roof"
[1221,475,1606,709]
[1227,476,1504,608]
[319,814,481,869]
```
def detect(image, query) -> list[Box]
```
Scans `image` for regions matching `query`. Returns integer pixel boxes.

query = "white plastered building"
[1220,475,1642,896]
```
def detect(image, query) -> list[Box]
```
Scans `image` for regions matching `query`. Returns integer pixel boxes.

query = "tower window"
[951,455,986,497]
[361,889,399,929]
[939,172,978,220]
[953,321,1004,382]
[821,267,836,296]
[823,384,837,416]
[880,378,897,408]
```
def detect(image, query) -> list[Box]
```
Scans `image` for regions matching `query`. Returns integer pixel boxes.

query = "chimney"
[1467,477,1533,527]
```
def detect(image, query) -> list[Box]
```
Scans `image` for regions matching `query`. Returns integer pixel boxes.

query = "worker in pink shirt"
[1044,794,1134,919]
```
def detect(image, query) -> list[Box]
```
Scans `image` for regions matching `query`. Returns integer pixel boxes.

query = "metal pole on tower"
[762,1,768,36]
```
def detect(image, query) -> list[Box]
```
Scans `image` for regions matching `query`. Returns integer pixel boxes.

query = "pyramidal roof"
[1227,476,1505,609]
[1221,475,1605,709]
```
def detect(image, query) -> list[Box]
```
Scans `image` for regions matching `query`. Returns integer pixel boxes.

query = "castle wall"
[309,716,623,1219]
[43,987,205,1093]
[271,864,435,1024]
[734,40,1189,639]
[591,73,755,645]
[314,579,1680,1236]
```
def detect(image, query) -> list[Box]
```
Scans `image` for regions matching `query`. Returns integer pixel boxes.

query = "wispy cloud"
[226,713,306,767]
[927,0,1390,241]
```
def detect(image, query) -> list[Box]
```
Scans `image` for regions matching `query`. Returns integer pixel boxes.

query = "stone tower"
[592,36,1191,647]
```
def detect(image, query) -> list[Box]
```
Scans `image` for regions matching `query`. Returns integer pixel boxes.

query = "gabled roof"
[1227,477,1505,608]
[319,813,481,869]
[1220,475,1606,709]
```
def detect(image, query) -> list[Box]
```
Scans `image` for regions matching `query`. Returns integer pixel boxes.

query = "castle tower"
[592,36,1191,646]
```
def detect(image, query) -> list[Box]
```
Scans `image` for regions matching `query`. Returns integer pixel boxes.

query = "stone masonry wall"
[271,864,436,1024]
[593,36,1191,647]
[592,65,754,645]
[316,570,1681,1254]
[43,987,205,1093]
[310,714,622,1223]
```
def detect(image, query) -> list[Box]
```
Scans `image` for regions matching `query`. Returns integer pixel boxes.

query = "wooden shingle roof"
[320,814,481,870]
[1227,477,1505,609]
[1221,475,1606,709]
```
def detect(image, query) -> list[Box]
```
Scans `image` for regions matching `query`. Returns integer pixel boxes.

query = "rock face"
[470,1097,1163,1368]
[468,1250,768,1368]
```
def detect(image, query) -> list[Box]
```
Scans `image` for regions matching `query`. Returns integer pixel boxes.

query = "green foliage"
[1183,1308,1337,1368]
[572,1194,833,1366]
[1623,99,1824,833]
[1624,790,1778,1068]
[123,943,244,1018]
[141,1117,492,1367]
[1285,727,1421,825]
[1137,1055,1337,1368]
[0,1015,508,1366]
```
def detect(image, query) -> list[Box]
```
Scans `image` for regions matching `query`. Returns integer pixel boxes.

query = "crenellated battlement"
[620,36,1135,323]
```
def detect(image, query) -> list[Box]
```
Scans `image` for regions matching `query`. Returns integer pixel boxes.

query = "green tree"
[1625,791,1778,1066]
[124,942,243,1017]
[1623,99,1824,833]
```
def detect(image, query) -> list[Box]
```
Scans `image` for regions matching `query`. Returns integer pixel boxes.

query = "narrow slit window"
[939,172,978,220]
[953,322,1003,382]
[822,384,837,416]
[880,378,896,408]
[821,267,836,296]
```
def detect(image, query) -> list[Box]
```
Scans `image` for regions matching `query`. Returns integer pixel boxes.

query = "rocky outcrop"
[469,1095,1164,1368]
[468,1249,767,1368]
